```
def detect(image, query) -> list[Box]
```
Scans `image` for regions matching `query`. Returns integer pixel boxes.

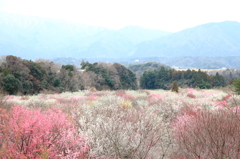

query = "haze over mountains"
[131,21,240,57]
[0,11,240,67]
[0,11,170,59]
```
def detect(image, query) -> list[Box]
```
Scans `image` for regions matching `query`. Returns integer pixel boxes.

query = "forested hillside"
[1,55,238,95]
[0,55,137,95]
[140,67,226,89]
[129,62,170,77]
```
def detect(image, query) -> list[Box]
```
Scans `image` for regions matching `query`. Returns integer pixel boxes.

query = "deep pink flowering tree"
[186,93,196,99]
[0,106,90,158]
[148,94,163,105]
[116,92,135,100]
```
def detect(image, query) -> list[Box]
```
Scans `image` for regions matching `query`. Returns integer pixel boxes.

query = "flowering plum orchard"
[1,88,240,158]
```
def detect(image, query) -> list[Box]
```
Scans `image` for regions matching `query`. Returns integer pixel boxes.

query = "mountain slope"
[0,12,170,59]
[130,21,240,57]
[0,11,108,59]
[118,25,171,44]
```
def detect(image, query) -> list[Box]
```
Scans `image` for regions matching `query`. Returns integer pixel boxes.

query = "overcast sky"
[0,0,239,32]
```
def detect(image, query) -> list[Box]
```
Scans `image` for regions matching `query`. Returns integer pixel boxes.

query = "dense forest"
[129,62,170,77]
[0,55,137,95]
[0,55,238,95]
[80,60,137,90]
[140,67,226,89]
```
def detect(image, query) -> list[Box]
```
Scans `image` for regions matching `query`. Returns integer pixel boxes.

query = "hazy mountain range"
[131,21,240,57]
[0,11,170,59]
[0,11,240,63]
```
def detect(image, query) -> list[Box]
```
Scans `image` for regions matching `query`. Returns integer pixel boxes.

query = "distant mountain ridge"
[0,11,240,61]
[0,11,108,59]
[0,11,171,59]
[130,21,240,57]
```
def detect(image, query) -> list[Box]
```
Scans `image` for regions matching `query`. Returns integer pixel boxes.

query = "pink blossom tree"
[0,106,90,158]
[172,108,240,159]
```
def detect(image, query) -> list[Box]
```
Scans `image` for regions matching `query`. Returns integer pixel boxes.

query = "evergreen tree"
[140,70,156,89]
[171,81,179,93]
[233,78,240,95]
[2,74,21,94]
[214,72,225,87]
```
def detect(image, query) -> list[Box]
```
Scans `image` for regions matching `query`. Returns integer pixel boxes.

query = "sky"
[0,0,239,32]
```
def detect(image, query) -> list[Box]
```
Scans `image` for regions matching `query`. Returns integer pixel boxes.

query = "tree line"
[0,56,232,95]
[0,56,137,95]
[140,67,226,89]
